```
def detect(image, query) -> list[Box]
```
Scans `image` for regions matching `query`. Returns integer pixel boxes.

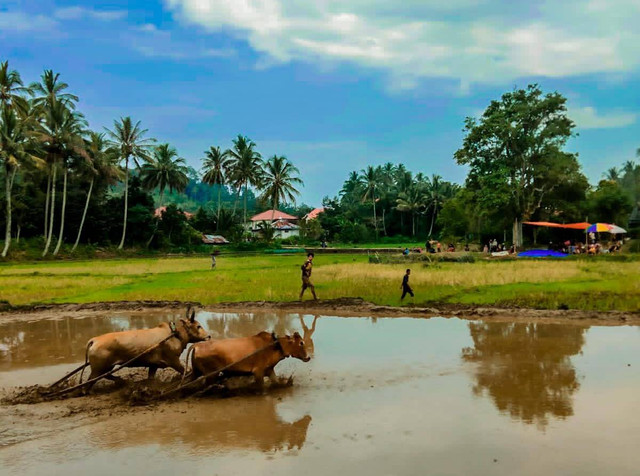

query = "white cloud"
[164,0,640,88]
[0,11,58,33]
[569,106,637,129]
[132,25,236,60]
[54,7,127,22]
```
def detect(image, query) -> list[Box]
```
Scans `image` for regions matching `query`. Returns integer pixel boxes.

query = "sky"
[1,0,639,205]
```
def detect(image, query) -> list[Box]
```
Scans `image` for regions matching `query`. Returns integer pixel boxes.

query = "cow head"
[281,332,311,362]
[179,308,210,343]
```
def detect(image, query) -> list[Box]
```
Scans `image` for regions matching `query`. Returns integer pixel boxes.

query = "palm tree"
[260,155,303,221]
[29,70,78,109]
[605,167,619,182]
[105,117,155,249]
[396,183,425,237]
[201,146,230,223]
[226,135,263,229]
[140,143,189,205]
[0,61,27,108]
[424,175,458,236]
[30,69,79,243]
[34,99,87,255]
[72,132,120,251]
[359,165,381,238]
[0,107,39,257]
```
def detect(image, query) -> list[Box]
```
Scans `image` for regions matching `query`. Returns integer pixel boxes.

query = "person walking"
[401,269,414,300]
[300,252,317,301]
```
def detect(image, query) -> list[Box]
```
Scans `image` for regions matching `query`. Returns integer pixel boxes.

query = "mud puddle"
[1,310,639,475]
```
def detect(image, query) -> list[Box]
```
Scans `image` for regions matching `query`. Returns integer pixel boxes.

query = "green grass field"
[0,254,638,311]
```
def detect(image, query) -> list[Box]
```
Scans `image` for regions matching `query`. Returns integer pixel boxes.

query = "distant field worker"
[401,269,414,300]
[300,253,317,301]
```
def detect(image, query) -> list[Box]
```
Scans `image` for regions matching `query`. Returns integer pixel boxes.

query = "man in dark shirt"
[300,253,317,300]
[401,268,414,300]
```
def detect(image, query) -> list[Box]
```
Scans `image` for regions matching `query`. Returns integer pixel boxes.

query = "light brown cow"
[84,308,209,390]
[189,331,310,388]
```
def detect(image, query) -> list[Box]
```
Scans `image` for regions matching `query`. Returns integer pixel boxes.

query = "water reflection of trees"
[462,321,587,428]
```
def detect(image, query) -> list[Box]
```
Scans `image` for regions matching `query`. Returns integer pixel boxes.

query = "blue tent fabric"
[518,249,568,258]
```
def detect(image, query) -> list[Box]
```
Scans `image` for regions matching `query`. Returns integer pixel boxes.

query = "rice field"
[0,254,638,311]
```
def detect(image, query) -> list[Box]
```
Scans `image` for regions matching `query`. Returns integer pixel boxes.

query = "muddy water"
[1,312,639,475]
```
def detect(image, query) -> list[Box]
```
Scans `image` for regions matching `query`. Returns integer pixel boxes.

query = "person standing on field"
[300,253,317,300]
[401,268,414,300]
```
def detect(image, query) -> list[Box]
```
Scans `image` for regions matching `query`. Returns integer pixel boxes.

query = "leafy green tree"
[201,145,230,224]
[226,135,263,229]
[395,183,425,236]
[587,180,633,225]
[140,143,189,205]
[259,155,303,221]
[105,117,155,249]
[455,84,581,248]
[0,61,27,108]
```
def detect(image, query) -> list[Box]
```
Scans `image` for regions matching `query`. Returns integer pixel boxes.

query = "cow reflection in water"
[96,394,312,453]
[462,321,587,429]
[298,314,319,357]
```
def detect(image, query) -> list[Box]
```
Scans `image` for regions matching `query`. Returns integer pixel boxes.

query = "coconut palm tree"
[140,143,189,205]
[359,165,381,238]
[0,107,39,257]
[201,145,230,223]
[29,69,78,110]
[105,117,155,249]
[0,61,27,108]
[34,98,87,255]
[396,183,425,237]
[260,155,303,220]
[226,135,263,229]
[605,167,619,182]
[72,132,120,251]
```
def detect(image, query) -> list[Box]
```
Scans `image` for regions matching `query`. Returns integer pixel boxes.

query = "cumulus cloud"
[164,0,640,87]
[569,106,637,129]
[0,11,58,33]
[54,7,127,22]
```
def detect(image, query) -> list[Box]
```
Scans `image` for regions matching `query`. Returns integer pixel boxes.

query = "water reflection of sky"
[0,312,639,475]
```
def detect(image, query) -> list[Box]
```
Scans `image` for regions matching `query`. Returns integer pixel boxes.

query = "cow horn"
[190,309,196,322]
[185,305,192,319]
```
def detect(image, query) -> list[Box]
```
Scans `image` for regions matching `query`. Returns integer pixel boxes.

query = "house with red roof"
[248,209,300,238]
[304,207,325,221]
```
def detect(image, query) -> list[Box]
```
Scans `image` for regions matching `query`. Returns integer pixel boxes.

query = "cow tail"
[79,340,93,384]
[182,345,195,384]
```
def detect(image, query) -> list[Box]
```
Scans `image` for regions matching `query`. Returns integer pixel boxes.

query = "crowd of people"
[551,236,624,255]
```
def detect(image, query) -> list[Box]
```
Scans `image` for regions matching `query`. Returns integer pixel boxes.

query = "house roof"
[250,209,298,221]
[272,219,299,230]
[305,207,325,220]
[154,206,194,219]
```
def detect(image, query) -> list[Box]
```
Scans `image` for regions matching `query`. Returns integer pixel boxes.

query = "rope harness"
[44,322,181,398]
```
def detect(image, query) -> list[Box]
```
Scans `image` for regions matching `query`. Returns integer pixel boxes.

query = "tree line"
[0,61,303,257]
[2,61,638,257]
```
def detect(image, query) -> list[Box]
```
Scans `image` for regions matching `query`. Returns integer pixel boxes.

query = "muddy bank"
[1,298,638,324]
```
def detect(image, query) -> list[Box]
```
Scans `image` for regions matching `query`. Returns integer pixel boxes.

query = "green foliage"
[587,180,633,225]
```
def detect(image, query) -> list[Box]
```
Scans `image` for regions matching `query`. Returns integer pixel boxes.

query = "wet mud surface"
[1,309,639,475]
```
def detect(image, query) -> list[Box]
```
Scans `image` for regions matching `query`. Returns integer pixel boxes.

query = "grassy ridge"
[0,254,638,311]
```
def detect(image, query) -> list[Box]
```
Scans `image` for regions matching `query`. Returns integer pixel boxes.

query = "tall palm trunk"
[1,166,16,258]
[42,164,57,256]
[118,157,129,250]
[53,166,68,255]
[216,184,222,230]
[243,183,248,232]
[43,168,51,238]
[428,208,436,237]
[72,177,94,251]
[412,213,416,237]
[372,196,378,239]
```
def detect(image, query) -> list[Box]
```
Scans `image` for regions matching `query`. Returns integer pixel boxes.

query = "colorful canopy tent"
[523,221,591,230]
[586,223,627,234]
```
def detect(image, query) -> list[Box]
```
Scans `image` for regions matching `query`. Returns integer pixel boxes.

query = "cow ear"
[293,332,301,338]
[190,310,196,323]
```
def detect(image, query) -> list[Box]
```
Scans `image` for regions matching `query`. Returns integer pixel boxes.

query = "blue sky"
[2,0,639,205]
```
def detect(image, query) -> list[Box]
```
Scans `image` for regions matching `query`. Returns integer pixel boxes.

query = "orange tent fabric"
[523,221,590,230]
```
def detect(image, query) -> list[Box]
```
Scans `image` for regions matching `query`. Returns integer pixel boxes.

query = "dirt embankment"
[1,298,638,325]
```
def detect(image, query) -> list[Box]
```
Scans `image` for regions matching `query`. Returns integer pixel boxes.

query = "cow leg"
[267,367,283,385]
[148,366,158,380]
[83,366,114,394]
[104,374,126,386]
[252,369,266,390]
[166,356,185,377]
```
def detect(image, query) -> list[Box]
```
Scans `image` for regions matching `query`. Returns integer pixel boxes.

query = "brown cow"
[83,307,209,391]
[189,331,310,388]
